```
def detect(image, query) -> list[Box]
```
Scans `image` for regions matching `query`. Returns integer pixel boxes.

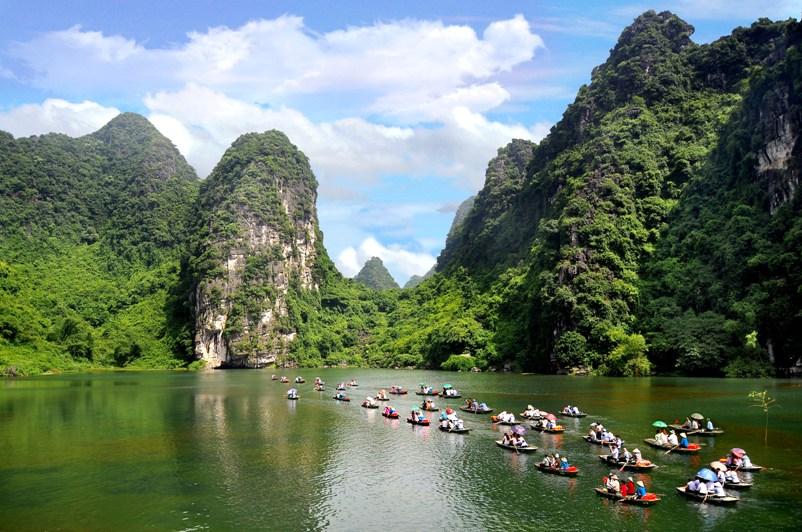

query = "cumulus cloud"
[1,14,551,279]
[337,237,436,281]
[0,98,120,138]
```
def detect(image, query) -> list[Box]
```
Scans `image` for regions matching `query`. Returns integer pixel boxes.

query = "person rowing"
[679,432,690,448]
[605,474,621,494]
[635,480,648,499]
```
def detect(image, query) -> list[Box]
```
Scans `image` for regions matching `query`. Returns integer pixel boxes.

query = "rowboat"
[415,391,439,396]
[361,402,379,409]
[287,395,299,400]
[333,395,350,402]
[491,415,517,425]
[593,488,661,506]
[382,411,399,419]
[598,455,658,472]
[530,424,565,434]
[314,386,325,392]
[559,411,588,418]
[668,423,724,436]
[407,417,430,426]
[583,436,619,446]
[420,405,439,412]
[438,425,470,434]
[643,438,700,454]
[676,486,738,505]
[718,458,764,472]
[535,463,579,477]
[440,393,462,399]
[495,441,538,452]
[724,481,753,490]
[375,396,389,401]
[461,406,493,414]
[389,389,407,395]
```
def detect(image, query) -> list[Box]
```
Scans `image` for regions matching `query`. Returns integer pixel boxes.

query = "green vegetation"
[748,390,781,445]
[2,13,799,377]
[353,257,399,290]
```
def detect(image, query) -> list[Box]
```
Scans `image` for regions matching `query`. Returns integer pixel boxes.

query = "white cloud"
[0,98,120,138]
[336,237,436,281]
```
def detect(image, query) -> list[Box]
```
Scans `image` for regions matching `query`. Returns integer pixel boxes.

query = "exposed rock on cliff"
[190,131,323,368]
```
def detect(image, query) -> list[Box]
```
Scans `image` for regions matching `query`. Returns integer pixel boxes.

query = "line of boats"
[274,377,765,507]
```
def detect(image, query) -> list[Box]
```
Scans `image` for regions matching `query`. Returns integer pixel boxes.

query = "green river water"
[2,369,801,531]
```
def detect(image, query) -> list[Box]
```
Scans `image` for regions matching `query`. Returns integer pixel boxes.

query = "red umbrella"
[545,413,557,421]
[445,408,453,414]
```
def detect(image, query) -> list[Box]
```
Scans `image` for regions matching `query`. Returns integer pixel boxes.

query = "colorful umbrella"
[442,384,453,389]
[696,468,717,482]
[511,424,527,435]
[545,413,557,421]
[730,448,745,457]
[445,408,453,414]
[652,420,667,428]
[691,413,704,420]
[709,461,726,472]
[288,388,297,394]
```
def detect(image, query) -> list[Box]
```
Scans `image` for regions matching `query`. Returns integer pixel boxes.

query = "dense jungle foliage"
[354,257,400,290]
[1,12,799,377]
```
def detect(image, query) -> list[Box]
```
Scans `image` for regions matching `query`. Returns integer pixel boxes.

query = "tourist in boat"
[541,453,553,467]
[605,474,621,494]
[559,456,570,470]
[524,405,540,418]
[562,405,573,415]
[711,481,726,497]
[620,479,629,497]
[724,469,742,484]
[681,416,692,429]
[610,443,620,461]
[377,389,387,400]
[635,480,647,498]
[690,418,700,430]
[625,477,636,495]
[654,429,667,445]
[667,430,679,446]
[614,434,623,448]
[685,477,707,495]
[365,396,376,406]
[679,432,690,448]
[706,418,715,431]
[621,447,632,463]
[513,434,528,447]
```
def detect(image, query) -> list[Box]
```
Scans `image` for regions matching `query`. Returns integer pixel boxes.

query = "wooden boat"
[461,406,493,414]
[593,488,661,506]
[332,395,350,402]
[389,388,408,395]
[336,384,346,391]
[420,405,439,412]
[495,441,538,452]
[724,481,753,490]
[347,381,358,387]
[407,417,430,426]
[287,395,299,400]
[535,463,579,477]
[643,438,701,454]
[382,411,400,419]
[668,423,724,436]
[415,390,439,396]
[559,410,588,418]
[271,375,278,380]
[598,454,658,472]
[521,413,544,421]
[438,425,470,434]
[491,415,517,425]
[361,401,379,409]
[440,392,462,399]
[583,436,619,446]
[314,386,325,392]
[676,486,738,505]
[530,424,565,434]
[375,396,389,401]
[280,377,289,383]
[718,458,764,472]
[295,378,305,384]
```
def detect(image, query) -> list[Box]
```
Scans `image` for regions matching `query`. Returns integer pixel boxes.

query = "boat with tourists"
[598,454,657,472]
[676,486,738,505]
[333,393,350,402]
[535,463,579,477]
[495,440,537,452]
[593,488,661,506]
[643,438,701,454]
[389,386,407,395]
[407,416,430,426]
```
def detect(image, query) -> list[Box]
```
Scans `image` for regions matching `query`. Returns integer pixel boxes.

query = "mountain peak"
[354,257,399,290]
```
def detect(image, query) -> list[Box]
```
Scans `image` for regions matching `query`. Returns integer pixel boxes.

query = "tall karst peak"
[354,257,399,291]
[190,130,326,368]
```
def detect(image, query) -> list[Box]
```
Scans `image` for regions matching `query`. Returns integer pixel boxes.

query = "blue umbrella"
[696,468,716,482]
[511,424,527,436]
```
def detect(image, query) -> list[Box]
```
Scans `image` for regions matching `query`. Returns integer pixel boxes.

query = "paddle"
[701,492,709,505]
[664,444,680,455]
[618,458,630,472]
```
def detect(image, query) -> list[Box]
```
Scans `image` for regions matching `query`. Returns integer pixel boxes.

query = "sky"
[0,1,799,284]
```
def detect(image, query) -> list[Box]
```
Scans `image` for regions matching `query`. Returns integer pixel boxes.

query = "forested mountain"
[1,12,799,377]
[0,113,199,374]
[354,257,399,290]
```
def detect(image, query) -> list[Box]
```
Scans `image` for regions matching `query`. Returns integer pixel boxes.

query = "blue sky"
[1,1,798,283]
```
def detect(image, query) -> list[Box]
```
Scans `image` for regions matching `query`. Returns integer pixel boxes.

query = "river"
[2,369,801,531]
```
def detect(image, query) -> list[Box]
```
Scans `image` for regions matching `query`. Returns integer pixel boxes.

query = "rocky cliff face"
[190,131,322,368]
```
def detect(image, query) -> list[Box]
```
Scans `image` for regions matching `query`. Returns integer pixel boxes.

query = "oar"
[618,458,631,472]
[664,444,680,455]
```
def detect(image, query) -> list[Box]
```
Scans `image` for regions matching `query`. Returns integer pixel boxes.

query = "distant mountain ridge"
[354,257,399,290]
